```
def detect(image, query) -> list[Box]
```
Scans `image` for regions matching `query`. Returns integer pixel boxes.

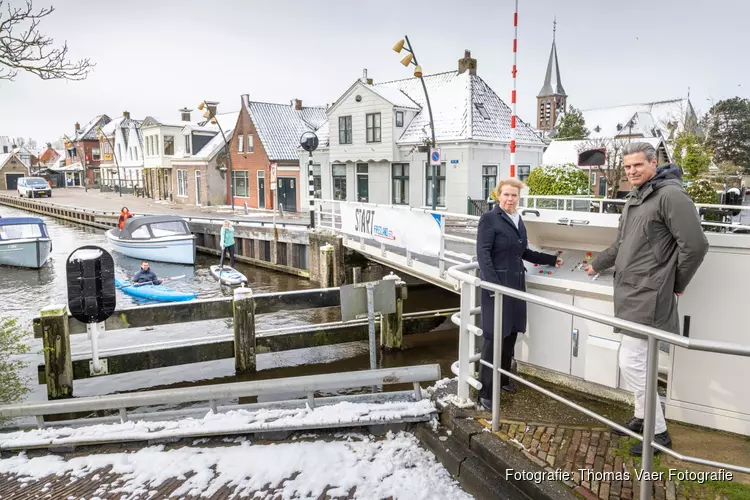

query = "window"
[518,165,531,182]
[238,135,244,153]
[185,135,191,155]
[134,148,138,161]
[129,148,133,161]
[475,103,491,120]
[482,165,498,201]
[396,111,404,127]
[164,135,174,155]
[356,163,369,202]
[590,172,596,186]
[247,134,253,152]
[130,225,150,239]
[150,221,189,236]
[392,163,409,205]
[338,116,352,144]
[153,136,159,155]
[425,162,446,207]
[332,164,347,201]
[177,169,188,197]
[232,170,249,198]
[366,113,381,142]
[117,144,122,160]
[312,164,321,199]
[145,137,150,156]
[92,148,101,161]
[0,223,42,240]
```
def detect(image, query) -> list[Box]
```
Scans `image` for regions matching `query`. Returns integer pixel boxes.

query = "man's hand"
[676,291,684,296]
[584,264,597,276]
[555,258,564,268]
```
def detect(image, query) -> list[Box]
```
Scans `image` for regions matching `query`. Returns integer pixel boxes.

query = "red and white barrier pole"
[510,0,518,178]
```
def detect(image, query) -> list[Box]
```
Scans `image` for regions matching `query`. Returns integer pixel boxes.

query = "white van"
[17,177,52,198]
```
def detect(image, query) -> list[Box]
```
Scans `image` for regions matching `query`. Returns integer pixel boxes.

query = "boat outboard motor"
[66,246,116,375]
[725,188,742,217]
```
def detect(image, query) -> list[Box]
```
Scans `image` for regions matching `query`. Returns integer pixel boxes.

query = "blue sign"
[450,159,459,164]
[431,151,440,162]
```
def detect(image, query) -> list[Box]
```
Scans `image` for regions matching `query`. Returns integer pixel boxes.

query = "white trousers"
[619,335,668,434]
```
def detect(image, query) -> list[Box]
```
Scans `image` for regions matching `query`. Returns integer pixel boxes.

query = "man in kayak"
[132,261,162,286]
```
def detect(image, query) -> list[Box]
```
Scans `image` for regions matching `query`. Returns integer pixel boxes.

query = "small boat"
[115,278,197,302]
[105,215,196,265]
[210,265,248,286]
[0,217,52,269]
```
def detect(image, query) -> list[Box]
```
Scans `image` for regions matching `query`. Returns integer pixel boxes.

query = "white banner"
[339,203,443,257]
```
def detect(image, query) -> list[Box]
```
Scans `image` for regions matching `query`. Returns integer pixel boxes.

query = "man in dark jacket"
[132,261,161,286]
[585,142,708,456]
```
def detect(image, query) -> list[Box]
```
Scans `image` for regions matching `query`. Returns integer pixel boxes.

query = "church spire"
[538,18,566,98]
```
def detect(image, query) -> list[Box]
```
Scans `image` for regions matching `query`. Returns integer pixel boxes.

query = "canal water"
[0,205,459,408]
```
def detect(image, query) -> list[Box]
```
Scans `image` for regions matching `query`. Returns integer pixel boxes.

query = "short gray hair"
[622,142,657,162]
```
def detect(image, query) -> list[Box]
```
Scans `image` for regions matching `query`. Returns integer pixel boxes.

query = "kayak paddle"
[118,275,186,288]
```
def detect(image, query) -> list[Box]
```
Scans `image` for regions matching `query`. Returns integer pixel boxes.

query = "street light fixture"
[393,36,438,210]
[96,126,122,197]
[199,101,234,210]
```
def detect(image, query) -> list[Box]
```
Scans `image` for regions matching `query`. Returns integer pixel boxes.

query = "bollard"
[352,266,362,284]
[40,304,73,400]
[380,273,406,350]
[233,287,256,374]
[320,244,334,288]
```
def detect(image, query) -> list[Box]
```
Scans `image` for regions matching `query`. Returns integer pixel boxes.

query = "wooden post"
[380,274,406,350]
[233,287,256,374]
[320,244,334,288]
[40,304,73,400]
[352,266,362,284]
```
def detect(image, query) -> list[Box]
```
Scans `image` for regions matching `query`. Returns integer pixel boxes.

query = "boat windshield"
[149,221,189,237]
[0,224,43,240]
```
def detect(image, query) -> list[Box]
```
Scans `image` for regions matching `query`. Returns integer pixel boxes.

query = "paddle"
[118,275,186,289]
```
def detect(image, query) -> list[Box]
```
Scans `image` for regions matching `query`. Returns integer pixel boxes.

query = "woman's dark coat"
[476,206,557,339]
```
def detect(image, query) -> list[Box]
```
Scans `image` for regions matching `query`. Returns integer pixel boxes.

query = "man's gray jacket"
[591,164,709,336]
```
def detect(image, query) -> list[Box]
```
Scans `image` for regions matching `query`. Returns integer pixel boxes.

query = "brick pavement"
[478,419,741,500]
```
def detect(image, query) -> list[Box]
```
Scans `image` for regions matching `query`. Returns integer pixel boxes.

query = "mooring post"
[233,287,256,374]
[352,266,362,284]
[380,273,406,350]
[40,304,73,400]
[320,244,334,288]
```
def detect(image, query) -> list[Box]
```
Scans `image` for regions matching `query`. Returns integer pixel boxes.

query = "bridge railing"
[447,261,750,500]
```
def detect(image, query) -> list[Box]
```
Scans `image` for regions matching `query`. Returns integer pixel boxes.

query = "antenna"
[553,17,557,42]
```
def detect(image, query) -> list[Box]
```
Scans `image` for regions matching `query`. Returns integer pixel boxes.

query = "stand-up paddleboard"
[210,265,248,286]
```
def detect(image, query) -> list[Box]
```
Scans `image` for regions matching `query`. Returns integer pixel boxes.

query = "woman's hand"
[555,258,564,268]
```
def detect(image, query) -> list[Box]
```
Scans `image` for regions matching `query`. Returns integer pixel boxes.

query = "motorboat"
[105,215,196,265]
[0,217,53,268]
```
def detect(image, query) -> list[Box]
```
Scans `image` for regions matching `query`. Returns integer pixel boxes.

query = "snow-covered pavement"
[0,431,473,499]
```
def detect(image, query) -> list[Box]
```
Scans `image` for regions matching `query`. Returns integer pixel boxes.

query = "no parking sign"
[430,148,441,166]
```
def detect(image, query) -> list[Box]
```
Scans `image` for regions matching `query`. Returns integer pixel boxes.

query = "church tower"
[537,20,567,131]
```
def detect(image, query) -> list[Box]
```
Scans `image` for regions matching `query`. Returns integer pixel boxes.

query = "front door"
[598,176,607,196]
[258,171,265,208]
[278,177,297,212]
[195,171,202,205]
[5,173,24,190]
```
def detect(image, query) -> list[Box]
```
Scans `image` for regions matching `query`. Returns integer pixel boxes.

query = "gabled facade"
[65,114,111,185]
[0,152,28,190]
[170,110,239,207]
[99,111,145,194]
[299,50,545,214]
[228,96,326,212]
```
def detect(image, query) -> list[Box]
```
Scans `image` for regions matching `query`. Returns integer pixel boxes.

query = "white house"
[99,111,145,193]
[299,50,545,215]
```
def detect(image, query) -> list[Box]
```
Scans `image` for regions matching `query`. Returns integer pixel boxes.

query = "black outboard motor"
[724,188,742,217]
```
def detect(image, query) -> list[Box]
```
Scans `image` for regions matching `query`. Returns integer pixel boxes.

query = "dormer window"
[396,111,404,127]
[185,135,191,155]
[474,103,490,120]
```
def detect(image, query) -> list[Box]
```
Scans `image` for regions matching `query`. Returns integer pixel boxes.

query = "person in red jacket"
[118,207,134,230]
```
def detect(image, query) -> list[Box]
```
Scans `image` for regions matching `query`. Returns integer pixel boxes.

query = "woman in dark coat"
[476,178,561,408]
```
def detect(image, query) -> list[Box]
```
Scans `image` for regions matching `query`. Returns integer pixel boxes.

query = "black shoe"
[479,398,492,411]
[613,417,644,436]
[630,431,672,456]
[501,382,517,393]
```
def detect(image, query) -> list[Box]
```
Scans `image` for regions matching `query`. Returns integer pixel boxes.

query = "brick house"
[170,109,239,207]
[64,115,111,186]
[0,152,28,190]
[229,96,326,212]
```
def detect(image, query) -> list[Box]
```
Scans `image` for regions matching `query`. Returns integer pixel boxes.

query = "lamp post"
[199,101,234,210]
[96,127,122,197]
[393,36,438,211]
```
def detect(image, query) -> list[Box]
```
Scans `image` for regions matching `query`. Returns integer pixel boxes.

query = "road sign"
[270,163,277,190]
[340,279,396,322]
[430,148,441,166]
[450,159,459,164]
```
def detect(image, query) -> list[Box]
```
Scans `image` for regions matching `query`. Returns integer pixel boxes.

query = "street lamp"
[96,126,122,197]
[198,101,234,210]
[393,36,438,211]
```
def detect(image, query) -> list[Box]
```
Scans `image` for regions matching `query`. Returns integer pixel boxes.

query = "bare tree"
[0,1,94,81]
[576,137,628,199]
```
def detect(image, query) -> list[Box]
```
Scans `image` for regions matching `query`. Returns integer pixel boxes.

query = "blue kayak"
[115,278,197,302]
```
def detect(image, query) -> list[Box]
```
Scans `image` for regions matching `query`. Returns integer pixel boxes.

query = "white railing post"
[438,214,446,278]
[639,335,660,500]
[469,265,480,377]
[316,201,322,228]
[492,291,504,432]
[457,281,473,401]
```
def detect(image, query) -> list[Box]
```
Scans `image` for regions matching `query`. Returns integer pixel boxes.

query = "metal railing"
[447,261,750,500]
[0,365,440,436]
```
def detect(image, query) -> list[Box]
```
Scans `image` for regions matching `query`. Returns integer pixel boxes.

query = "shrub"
[686,179,719,204]
[525,164,589,196]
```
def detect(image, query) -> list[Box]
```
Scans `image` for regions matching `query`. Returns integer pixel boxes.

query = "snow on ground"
[0,431,473,500]
[0,400,436,449]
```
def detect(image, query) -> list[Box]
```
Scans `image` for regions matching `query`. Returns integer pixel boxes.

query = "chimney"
[123,111,130,119]
[458,49,477,75]
[293,99,302,110]
[74,122,81,131]
[179,107,193,122]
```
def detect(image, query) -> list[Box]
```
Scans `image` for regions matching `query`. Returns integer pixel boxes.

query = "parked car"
[17,177,52,198]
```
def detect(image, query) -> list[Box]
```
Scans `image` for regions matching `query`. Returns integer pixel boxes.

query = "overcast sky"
[2,0,748,145]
